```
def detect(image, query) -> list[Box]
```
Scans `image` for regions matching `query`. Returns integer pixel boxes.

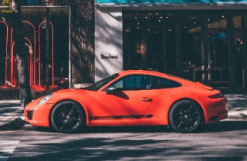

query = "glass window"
[110,75,152,90]
[0,7,70,90]
[150,76,181,89]
[85,73,119,91]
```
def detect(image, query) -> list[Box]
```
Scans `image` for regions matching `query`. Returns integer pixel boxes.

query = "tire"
[169,100,203,133]
[51,101,84,133]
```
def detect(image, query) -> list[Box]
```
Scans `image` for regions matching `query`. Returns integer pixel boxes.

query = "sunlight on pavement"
[0,141,20,161]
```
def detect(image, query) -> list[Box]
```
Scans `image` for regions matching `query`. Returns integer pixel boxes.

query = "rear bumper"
[207,109,228,122]
[201,97,228,123]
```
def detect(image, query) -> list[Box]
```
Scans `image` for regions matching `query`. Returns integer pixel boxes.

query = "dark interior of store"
[123,10,246,88]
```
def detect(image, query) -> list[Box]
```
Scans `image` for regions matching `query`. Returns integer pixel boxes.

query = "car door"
[91,75,155,120]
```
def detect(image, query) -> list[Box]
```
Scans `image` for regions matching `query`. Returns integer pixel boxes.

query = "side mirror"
[105,86,116,94]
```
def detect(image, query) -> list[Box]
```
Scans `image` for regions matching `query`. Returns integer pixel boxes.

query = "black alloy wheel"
[51,101,84,133]
[169,100,203,133]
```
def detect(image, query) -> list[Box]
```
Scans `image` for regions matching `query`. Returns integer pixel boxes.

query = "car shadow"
[31,125,171,133]
[202,121,247,133]
[30,121,247,134]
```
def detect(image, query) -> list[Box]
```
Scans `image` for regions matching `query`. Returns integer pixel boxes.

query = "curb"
[226,111,247,121]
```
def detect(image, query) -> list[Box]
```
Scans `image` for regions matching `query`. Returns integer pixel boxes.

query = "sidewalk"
[225,94,247,120]
[0,94,247,130]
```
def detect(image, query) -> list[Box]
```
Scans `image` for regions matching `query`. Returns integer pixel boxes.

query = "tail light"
[209,93,225,99]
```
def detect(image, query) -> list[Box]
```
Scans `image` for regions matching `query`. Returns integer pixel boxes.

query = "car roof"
[118,70,166,77]
[117,70,195,86]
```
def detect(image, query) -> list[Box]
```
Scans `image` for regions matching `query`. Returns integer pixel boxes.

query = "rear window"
[150,76,181,89]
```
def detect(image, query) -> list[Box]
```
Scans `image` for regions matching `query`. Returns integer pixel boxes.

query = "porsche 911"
[24,70,228,133]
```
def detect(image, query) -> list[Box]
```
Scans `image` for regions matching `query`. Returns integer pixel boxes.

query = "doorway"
[123,9,247,90]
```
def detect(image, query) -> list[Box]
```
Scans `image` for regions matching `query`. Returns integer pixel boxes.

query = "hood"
[47,88,95,104]
[52,88,92,98]
[54,88,82,93]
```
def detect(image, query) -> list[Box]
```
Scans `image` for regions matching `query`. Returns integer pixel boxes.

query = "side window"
[150,76,181,89]
[110,75,152,90]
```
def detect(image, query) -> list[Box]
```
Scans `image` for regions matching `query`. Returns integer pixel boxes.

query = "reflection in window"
[111,75,152,90]
[150,76,181,89]
[110,75,181,90]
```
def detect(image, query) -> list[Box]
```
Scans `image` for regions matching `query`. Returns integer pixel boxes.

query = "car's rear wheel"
[169,100,203,133]
[51,101,84,133]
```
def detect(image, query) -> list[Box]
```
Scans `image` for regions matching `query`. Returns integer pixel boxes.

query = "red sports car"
[24,70,228,133]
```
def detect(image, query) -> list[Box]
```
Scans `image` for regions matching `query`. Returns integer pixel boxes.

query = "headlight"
[37,94,52,104]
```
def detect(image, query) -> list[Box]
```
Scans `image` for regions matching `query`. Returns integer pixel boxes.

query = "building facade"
[95,0,247,92]
[0,0,246,93]
[0,0,95,92]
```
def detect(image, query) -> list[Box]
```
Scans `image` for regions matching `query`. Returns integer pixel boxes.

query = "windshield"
[84,73,119,91]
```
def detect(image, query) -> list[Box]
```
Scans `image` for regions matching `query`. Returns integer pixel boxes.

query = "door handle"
[140,97,153,102]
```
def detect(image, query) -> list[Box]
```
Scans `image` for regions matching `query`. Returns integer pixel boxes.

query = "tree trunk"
[12,0,32,108]
[55,0,95,85]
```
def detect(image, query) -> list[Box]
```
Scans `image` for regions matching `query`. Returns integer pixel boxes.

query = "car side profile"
[24,70,228,133]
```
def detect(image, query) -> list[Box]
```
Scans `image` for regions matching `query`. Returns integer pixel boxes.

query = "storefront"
[0,5,71,91]
[95,1,247,91]
[1,1,247,93]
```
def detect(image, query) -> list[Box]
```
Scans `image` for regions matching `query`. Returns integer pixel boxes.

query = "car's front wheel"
[51,101,84,133]
[169,100,203,133]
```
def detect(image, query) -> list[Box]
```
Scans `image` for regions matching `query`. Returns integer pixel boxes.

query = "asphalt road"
[1,121,247,161]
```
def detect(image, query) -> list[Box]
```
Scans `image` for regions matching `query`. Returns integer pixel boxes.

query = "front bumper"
[24,98,54,127]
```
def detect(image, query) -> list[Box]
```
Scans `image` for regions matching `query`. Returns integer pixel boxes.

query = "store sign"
[95,8,123,82]
[96,0,247,3]
[101,54,118,59]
